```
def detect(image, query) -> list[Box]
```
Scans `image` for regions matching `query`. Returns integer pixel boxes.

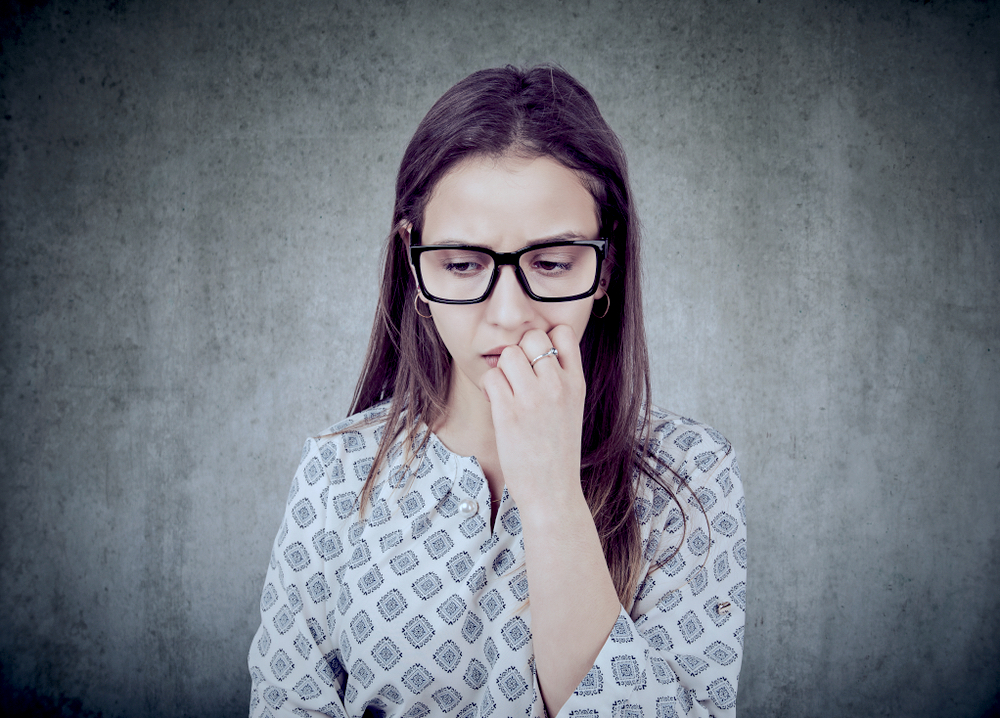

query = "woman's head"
[355,65,647,423]
[412,153,608,404]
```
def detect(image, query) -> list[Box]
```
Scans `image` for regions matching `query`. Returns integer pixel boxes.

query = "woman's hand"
[481,324,587,508]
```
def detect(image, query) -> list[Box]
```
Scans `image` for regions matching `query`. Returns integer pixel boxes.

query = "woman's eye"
[531,257,573,273]
[438,254,488,275]
[444,261,482,273]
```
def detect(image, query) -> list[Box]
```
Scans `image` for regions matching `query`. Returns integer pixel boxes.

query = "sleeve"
[248,436,351,718]
[556,429,747,718]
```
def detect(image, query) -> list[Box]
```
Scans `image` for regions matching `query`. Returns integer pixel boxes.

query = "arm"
[248,436,350,718]
[485,327,746,716]
[518,479,623,715]
[482,325,625,715]
[558,426,747,717]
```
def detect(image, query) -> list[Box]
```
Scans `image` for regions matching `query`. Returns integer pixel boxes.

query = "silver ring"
[530,347,559,368]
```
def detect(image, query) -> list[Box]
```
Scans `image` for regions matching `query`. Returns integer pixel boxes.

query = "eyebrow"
[422,231,592,249]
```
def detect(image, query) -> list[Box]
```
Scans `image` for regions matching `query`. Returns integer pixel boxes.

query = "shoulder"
[643,404,739,494]
[632,406,747,609]
[633,405,745,538]
[295,400,394,487]
[324,399,392,441]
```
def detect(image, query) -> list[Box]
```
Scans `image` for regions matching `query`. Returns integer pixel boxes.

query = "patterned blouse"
[248,402,746,717]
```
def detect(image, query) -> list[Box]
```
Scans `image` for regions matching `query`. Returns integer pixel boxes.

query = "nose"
[484,265,535,328]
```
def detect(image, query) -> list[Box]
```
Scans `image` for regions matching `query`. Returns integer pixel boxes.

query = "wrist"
[515,477,591,533]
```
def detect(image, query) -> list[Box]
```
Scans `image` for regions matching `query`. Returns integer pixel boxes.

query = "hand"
[481,325,587,509]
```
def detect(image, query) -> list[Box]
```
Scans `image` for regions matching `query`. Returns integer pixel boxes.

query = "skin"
[405,154,622,717]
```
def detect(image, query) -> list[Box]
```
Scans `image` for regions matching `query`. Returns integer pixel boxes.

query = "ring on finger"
[529,347,559,368]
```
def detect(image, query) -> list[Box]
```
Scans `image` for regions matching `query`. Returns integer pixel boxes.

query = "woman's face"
[412,153,607,404]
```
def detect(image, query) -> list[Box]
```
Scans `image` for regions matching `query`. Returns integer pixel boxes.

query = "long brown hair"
[349,65,662,606]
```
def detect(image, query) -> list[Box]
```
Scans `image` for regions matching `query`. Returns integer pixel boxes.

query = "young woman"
[249,66,746,718]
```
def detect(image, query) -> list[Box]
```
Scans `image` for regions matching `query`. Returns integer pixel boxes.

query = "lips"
[482,346,508,368]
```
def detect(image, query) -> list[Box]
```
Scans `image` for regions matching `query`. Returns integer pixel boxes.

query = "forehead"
[421,154,599,247]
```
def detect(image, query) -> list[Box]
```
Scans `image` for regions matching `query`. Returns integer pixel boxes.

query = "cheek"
[573,310,595,339]
[429,307,474,352]
[544,302,594,339]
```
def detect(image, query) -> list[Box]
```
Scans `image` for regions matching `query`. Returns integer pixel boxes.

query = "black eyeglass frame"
[409,233,609,304]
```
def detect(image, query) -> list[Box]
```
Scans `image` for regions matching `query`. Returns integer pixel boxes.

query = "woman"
[249,65,746,718]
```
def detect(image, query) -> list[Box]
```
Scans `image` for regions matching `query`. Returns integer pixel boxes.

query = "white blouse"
[249,402,746,717]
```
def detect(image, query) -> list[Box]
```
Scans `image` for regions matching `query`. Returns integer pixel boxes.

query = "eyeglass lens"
[418,244,599,301]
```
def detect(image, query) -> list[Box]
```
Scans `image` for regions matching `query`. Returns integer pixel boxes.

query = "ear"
[401,221,425,298]
[594,273,609,300]
[595,238,614,299]
[399,220,412,244]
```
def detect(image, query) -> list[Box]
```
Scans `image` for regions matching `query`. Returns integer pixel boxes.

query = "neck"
[433,373,496,458]
[432,372,504,500]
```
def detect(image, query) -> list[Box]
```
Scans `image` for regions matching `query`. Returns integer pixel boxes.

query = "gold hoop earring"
[592,292,611,319]
[414,293,432,319]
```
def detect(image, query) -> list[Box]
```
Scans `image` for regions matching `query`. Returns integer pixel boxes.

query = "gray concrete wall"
[1,0,997,716]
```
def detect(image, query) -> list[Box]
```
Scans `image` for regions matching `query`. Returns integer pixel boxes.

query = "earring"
[414,293,432,319]
[592,292,611,319]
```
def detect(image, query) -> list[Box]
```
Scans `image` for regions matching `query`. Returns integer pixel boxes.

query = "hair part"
[350,65,674,607]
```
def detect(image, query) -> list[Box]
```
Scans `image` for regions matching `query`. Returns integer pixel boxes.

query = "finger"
[499,328,557,395]
[547,324,583,375]
[481,365,513,406]
[527,346,561,376]
[520,328,561,372]
[495,343,537,397]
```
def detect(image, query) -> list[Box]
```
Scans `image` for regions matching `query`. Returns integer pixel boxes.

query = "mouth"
[482,346,508,368]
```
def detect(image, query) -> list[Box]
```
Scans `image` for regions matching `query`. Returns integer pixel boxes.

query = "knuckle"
[551,324,573,342]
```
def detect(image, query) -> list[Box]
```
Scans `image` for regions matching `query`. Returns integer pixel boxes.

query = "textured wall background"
[1,0,997,716]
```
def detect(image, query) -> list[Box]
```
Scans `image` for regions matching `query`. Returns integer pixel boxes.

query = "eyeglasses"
[410,232,608,304]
